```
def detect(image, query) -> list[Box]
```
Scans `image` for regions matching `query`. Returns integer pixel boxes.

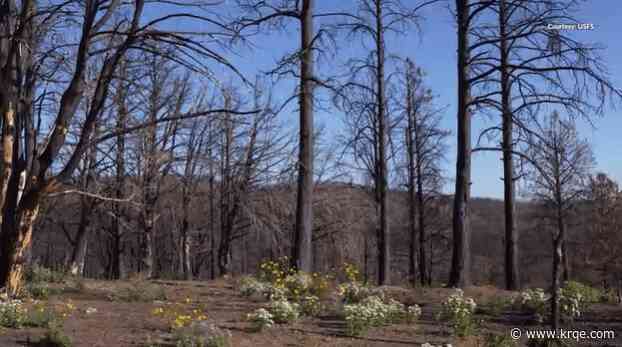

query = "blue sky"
[198,1,621,198]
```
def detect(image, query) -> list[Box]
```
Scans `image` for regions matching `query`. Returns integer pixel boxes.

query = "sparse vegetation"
[108,281,167,302]
[513,288,548,323]
[246,308,275,331]
[343,295,418,336]
[36,324,72,347]
[0,298,27,328]
[438,289,478,337]
[172,322,232,347]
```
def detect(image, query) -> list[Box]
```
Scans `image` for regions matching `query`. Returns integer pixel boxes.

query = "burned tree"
[0,0,246,294]
[234,0,317,272]
[335,0,438,286]
[524,112,593,330]
[468,0,621,289]
[400,59,449,286]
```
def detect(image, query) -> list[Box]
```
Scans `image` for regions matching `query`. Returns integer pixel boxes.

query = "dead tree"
[216,83,283,276]
[585,173,622,292]
[524,112,593,330]
[335,0,438,286]
[0,0,247,294]
[467,0,621,289]
[234,0,319,272]
[66,124,101,276]
[135,56,188,278]
[400,59,449,286]
[177,115,211,280]
[448,0,491,288]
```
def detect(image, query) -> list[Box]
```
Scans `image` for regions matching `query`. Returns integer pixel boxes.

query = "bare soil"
[1,279,620,347]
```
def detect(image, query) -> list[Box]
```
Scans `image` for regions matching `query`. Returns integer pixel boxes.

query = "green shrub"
[513,288,548,323]
[438,289,478,337]
[238,276,267,298]
[268,299,300,323]
[300,295,322,317]
[37,324,72,347]
[246,308,274,331]
[63,278,87,294]
[562,281,600,306]
[26,303,61,328]
[0,298,27,328]
[258,257,291,285]
[343,296,417,336]
[283,272,313,301]
[25,265,67,285]
[337,281,374,304]
[108,282,166,302]
[404,304,422,324]
[172,322,232,347]
[26,283,51,300]
[557,287,582,321]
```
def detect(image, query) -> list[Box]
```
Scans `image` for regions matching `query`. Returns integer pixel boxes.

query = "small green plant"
[238,276,267,298]
[557,286,582,321]
[26,283,51,300]
[246,308,274,331]
[343,296,415,336]
[37,324,72,347]
[562,281,600,304]
[283,272,313,301]
[342,262,360,282]
[172,322,232,347]
[513,288,548,323]
[309,272,332,299]
[404,304,422,323]
[26,302,61,328]
[0,298,27,328]
[25,265,67,285]
[62,278,87,294]
[337,281,374,304]
[258,257,291,285]
[300,295,322,316]
[109,281,166,302]
[268,298,300,323]
[438,289,478,337]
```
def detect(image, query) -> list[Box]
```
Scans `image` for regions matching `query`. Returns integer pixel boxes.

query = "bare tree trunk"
[110,231,123,280]
[562,239,570,282]
[449,0,472,288]
[363,233,369,283]
[180,213,191,280]
[0,196,40,296]
[68,204,92,276]
[218,100,234,276]
[405,68,418,287]
[292,0,315,273]
[551,210,565,330]
[0,102,16,223]
[416,164,427,286]
[375,0,390,286]
[499,0,520,291]
[141,222,155,278]
[209,174,216,279]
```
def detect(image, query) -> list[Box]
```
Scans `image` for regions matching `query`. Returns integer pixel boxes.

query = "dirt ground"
[1,279,620,347]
